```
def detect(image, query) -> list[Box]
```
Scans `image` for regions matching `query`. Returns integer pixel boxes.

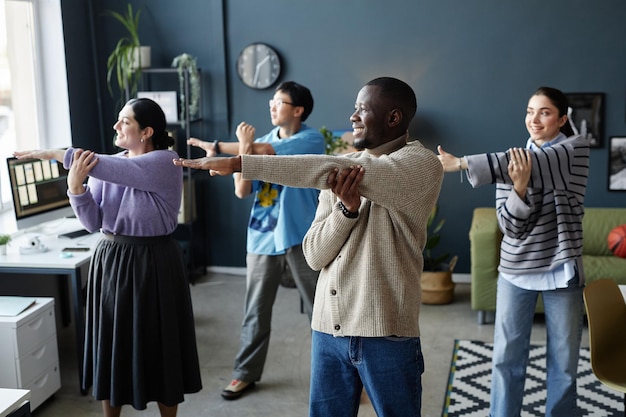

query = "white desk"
[0,389,30,417]
[0,218,100,395]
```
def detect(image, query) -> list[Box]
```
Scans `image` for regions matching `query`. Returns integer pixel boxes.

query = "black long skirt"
[82,233,202,409]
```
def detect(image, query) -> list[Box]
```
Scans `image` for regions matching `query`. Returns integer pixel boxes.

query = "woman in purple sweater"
[15,98,202,417]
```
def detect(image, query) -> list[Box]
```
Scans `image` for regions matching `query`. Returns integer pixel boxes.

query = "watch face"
[237,43,281,89]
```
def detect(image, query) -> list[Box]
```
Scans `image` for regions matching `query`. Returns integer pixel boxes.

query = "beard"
[352,138,367,150]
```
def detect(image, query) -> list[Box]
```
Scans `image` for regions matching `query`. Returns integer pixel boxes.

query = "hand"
[173,156,240,176]
[436,145,462,172]
[508,148,531,198]
[68,149,98,194]
[327,165,364,212]
[13,149,65,161]
[235,122,255,152]
[187,138,216,157]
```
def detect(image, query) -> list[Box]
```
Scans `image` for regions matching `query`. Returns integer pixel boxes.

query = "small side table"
[0,389,31,417]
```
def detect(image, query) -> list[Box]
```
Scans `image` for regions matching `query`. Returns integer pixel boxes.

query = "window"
[0,0,71,209]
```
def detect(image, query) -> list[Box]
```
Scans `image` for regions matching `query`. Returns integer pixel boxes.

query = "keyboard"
[58,229,91,239]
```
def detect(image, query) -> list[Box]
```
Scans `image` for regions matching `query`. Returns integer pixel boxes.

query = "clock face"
[237,43,281,90]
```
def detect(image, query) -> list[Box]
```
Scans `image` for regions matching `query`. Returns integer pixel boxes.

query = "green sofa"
[469,207,626,324]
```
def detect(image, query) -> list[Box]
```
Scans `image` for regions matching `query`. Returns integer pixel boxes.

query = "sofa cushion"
[583,255,626,282]
[583,208,626,256]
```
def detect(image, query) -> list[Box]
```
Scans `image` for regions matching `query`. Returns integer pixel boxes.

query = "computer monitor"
[6,157,76,230]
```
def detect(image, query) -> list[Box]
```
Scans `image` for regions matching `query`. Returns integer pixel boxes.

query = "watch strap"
[338,201,358,219]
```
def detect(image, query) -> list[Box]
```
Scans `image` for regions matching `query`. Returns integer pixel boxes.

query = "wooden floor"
[31,271,586,416]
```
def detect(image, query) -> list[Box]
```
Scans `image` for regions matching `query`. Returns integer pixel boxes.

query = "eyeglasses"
[269,99,295,108]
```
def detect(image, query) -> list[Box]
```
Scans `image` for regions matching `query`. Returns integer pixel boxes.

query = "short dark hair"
[365,77,417,130]
[126,97,175,150]
[276,81,314,122]
[533,86,575,136]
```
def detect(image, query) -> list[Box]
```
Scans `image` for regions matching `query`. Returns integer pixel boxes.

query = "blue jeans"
[310,331,423,417]
[490,277,584,417]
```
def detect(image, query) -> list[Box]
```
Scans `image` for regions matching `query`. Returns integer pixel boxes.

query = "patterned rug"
[443,340,623,416]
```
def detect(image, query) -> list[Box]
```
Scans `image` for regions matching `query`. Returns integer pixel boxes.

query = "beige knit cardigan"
[242,135,443,337]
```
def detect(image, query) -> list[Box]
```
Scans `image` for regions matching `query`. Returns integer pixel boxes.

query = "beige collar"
[366,132,409,157]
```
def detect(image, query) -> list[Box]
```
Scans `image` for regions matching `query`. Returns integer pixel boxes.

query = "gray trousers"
[233,244,318,382]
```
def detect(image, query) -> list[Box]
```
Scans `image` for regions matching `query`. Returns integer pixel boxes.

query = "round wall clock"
[236,43,281,89]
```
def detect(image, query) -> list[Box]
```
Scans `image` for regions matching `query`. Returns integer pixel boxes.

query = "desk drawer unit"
[0,297,61,411]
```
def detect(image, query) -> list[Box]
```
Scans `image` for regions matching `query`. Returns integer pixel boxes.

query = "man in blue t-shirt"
[187,81,324,400]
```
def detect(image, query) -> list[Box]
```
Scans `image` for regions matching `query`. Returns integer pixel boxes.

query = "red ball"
[608,224,626,258]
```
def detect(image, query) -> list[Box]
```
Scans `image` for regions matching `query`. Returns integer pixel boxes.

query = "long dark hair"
[533,86,576,137]
[127,98,175,150]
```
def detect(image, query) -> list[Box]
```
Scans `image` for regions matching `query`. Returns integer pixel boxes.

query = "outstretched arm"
[187,123,275,158]
[187,137,245,156]
[173,155,242,176]
[437,145,467,172]
[14,149,65,161]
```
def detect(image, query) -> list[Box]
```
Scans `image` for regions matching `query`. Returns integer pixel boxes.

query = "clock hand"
[253,55,271,86]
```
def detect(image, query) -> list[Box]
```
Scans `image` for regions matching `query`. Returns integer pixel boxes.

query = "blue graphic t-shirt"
[247,124,325,255]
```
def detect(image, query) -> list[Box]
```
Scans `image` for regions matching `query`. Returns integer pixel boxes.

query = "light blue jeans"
[489,277,584,417]
[310,330,423,417]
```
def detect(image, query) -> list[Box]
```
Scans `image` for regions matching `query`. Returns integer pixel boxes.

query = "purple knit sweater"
[63,148,183,236]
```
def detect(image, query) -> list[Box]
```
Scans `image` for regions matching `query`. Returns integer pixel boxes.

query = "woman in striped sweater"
[438,86,590,417]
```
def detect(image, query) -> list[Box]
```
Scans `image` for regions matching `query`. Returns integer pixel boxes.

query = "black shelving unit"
[139,68,206,282]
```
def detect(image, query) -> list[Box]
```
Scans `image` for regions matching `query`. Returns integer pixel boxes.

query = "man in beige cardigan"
[174,77,443,417]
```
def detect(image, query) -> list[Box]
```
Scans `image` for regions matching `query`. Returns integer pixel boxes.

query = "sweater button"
[331,289,337,296]
[334,324,341,331]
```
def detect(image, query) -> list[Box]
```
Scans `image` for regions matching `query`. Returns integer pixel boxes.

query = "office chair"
[583,278,626,414]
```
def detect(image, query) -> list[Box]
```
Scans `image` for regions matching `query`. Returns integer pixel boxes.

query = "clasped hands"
[328,165,364,212]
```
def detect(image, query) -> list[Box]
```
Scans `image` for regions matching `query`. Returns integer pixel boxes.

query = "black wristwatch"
[213,140,221,154]
[338,201,358,219]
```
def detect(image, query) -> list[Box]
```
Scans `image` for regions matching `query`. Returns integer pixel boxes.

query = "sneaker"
[221,379,255,400]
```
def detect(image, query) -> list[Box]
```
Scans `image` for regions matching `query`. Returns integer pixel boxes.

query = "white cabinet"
[0,297,61,411]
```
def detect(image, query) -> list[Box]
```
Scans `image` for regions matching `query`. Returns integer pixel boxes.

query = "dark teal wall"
[62,0,626,271]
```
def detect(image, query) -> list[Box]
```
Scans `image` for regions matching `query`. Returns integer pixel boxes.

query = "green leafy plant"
[0,234,11,245]
[171,53,201,128]
[320,126,349,155]
[105,4,144,105]
[423,205,456,271]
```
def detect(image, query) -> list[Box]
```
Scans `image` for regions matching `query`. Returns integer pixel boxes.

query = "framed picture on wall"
[608,136,626,191]
[565,93,604,148]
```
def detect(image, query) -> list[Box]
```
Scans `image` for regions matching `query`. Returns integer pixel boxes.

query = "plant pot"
[130,46,151,69]
[421,270,455,305]
[0,244,6,256]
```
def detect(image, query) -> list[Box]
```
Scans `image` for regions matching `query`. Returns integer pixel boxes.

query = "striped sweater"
[465,134,589,282]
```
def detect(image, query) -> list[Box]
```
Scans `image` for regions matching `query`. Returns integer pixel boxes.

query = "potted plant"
[105,4,151,106]
[320,126,349,155]
[421,205,457,304]
[0,234,11,255]
[171,53,201,128]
